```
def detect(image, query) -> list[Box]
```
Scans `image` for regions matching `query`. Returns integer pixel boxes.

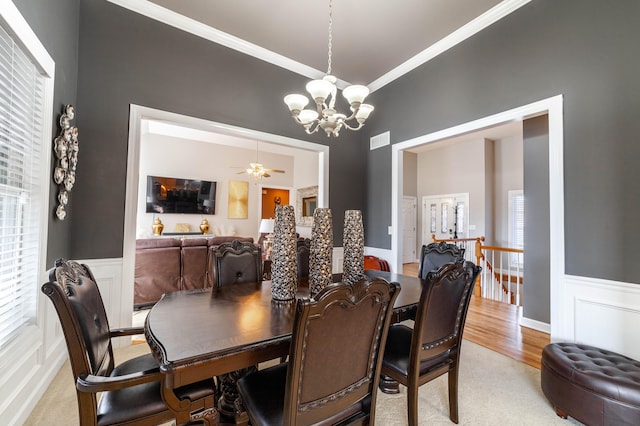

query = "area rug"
[25,339,582,425]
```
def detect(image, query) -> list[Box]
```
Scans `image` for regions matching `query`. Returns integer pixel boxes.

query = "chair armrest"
[110,326,144,337]
[76,367,163,393]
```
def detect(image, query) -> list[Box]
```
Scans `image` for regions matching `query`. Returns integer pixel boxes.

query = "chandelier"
[283,0,374,137]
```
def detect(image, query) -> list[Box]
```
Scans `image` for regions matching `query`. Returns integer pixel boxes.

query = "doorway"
[261,187,290,219]
[391,95,564,339]
[122,105,330,318]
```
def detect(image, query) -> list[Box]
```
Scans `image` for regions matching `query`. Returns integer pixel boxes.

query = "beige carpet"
[25,340,582,425]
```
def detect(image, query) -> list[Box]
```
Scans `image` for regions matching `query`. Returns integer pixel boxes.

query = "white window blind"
[508,190,524,265]
[0,23,46,349]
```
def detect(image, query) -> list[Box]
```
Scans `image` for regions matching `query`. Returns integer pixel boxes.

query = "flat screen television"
[146,175,216,214]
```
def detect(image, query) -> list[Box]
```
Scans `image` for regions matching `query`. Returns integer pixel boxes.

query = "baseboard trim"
[520,316,550,334]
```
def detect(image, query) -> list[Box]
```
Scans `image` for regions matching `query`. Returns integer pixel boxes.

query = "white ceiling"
[115,0,528,146]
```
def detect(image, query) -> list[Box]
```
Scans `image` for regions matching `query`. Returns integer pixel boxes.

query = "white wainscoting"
[559,274,640,360]
[332,247,394,274]
[332,247,344,274]
[76,258,130,347]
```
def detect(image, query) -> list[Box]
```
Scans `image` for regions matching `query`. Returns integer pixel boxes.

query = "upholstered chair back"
[418,241,465,279]
[296,238,311,286]
[212,240,262,286]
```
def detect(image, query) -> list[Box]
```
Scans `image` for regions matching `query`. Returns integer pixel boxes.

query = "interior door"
[422,193,469,245]
[402,196,417,263]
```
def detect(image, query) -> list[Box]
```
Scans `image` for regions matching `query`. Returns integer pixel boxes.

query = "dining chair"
[41,258,216,426]
[211,239,262,286]
[417,241,465,279]
[380,260,481,425]
[296,238,311,287]
[237,277,400,425]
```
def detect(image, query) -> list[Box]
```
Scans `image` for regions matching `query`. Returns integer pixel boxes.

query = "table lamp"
[259,218,275,259]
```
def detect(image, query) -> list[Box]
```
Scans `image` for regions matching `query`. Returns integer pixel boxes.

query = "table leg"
[217,366,257,425]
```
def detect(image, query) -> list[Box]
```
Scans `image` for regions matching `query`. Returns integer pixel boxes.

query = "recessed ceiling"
[120,0,526,88]
[115,0,529,145]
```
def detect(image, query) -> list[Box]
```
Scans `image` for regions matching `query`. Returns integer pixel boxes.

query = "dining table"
[144,269,423,424]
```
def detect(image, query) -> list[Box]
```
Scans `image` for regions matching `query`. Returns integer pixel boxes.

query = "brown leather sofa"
[134,236,254,308]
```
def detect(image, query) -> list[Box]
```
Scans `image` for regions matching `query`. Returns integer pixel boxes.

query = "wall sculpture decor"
[53,105,78,220]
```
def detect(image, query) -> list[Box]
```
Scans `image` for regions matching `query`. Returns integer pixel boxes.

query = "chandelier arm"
[342,121,365,131]
[342,109,359,122]
[304,121,322,135]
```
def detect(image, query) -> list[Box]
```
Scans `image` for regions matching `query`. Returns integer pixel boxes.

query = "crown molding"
[106,0,326,81]
[107,0,530,92]
[368,0,532,92]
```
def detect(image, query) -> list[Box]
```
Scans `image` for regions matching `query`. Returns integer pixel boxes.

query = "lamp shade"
[306,79,334,101]
[298,109,319,124]
[284,94,309,112]
[343,85,370,105]
[355,104,374,121]
[259,218,275,234]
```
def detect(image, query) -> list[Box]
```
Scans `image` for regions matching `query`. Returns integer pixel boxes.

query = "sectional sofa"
[134,236,254,308]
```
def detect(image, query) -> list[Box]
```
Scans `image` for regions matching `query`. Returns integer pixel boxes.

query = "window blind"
[0,23,45,348]
[509,190,524,266]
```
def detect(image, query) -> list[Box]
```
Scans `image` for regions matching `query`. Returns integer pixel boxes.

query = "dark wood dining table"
[144,270,423,424]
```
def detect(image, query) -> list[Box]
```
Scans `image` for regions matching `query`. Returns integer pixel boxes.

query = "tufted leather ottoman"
[541,343,640,426]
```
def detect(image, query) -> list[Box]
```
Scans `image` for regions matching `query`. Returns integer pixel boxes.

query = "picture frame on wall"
[228,180,249,219]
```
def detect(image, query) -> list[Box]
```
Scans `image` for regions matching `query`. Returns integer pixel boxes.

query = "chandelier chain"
[327,0,332,75]
[282,0,373,137]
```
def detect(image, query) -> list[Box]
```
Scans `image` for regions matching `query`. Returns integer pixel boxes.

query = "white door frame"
[123,105,330,320]
[391,94,564,339]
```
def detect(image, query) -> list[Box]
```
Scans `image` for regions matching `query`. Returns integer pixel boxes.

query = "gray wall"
[364,0,640,285]
[13,0,80,266]
[17,0,640,289]
[71,0,364,259]
[523,115,550,321]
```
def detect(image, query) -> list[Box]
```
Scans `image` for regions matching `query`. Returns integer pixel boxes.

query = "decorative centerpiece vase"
[271,205,297,301]
[309,208,333,296]
[342,210,365,284]
[199,218,210,234]
[152,217,164,236]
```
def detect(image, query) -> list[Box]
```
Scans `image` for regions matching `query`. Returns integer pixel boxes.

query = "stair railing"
[431,235,524,306]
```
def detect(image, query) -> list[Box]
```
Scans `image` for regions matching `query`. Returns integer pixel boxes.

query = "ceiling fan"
[234,141,285,179]
[240,162,285,179]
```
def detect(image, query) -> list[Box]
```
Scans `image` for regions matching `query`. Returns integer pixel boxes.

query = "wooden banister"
[430,234,523,306]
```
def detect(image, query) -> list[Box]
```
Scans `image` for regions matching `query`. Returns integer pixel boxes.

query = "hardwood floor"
[402,263,549,369]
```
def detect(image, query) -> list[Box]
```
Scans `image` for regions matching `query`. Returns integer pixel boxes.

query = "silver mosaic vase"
[309,208,333,296]
[271,205,297,300]
[342,210,365,285]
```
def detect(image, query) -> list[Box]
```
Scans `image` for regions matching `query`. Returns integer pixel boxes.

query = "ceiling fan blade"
[263,173,271,178]
[237,170,247,174]
[264,169,285,173]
